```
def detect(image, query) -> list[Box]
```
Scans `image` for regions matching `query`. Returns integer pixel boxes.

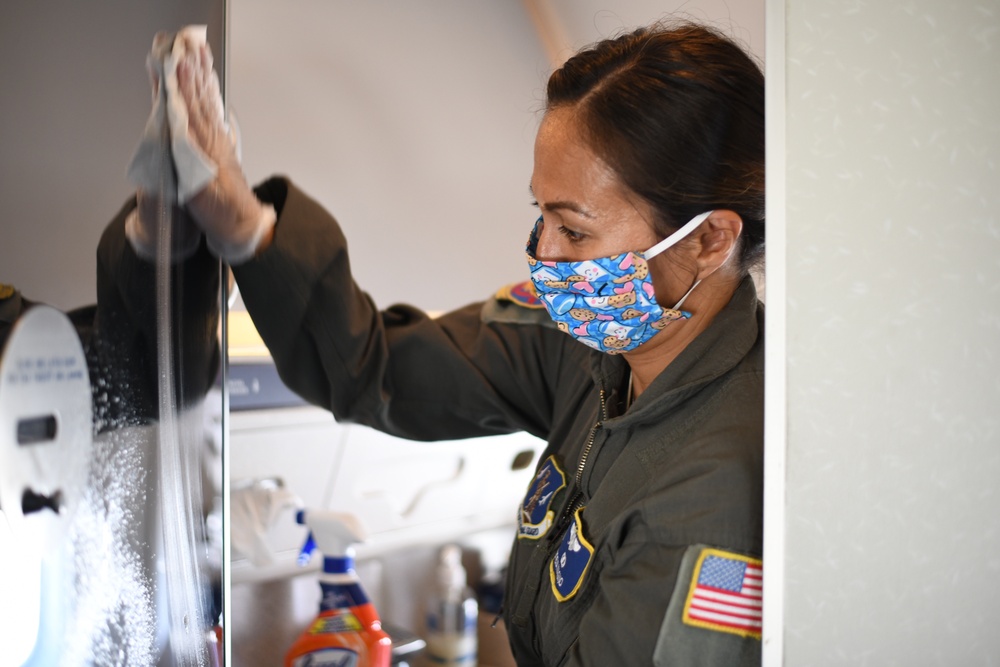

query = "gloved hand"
[125,191,203,262]
[125,29,206,262]
[175,37,276,265]
[126,29,275,265]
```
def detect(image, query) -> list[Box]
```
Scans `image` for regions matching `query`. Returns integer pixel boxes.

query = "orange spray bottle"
[284,510,391,667]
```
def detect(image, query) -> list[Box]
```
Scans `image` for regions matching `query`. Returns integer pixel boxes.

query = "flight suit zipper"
[509,389,608,632]
[549,388,607,542]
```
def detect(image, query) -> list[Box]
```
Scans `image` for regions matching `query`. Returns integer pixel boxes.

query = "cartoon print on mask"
[572,260,609,282]
[652,312,684,330]
[608,291,638,309]
[602,336,630,351]
[569,308,597,321]
[583,290,637,311]
[544,274,587,289]
[611,258,651,283]
[531,265,561,283]
[541,292,576,316]
[597,321,633,340]
[525,214,710,354]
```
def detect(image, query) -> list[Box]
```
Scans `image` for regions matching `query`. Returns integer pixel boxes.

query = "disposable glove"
[125,193,203,262]
[125,28,208,261]
[126,28,274,265]
[176,38,276,265]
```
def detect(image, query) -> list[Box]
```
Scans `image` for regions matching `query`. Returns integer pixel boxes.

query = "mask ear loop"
[641,210,714,311]
[671,279,701,310]
[642,210,713,260]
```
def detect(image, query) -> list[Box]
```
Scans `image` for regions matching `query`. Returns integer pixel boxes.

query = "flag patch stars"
[682,548,762,639]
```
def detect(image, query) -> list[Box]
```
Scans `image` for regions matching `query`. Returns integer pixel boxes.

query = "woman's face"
[530,106,659,263]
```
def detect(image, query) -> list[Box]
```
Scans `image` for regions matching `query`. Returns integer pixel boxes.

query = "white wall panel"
[783,1,1000,663]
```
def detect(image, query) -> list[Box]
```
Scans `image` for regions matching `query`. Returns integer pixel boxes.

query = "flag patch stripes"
[681,548,762,639]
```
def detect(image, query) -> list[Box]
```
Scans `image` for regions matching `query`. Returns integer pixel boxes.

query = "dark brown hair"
[546,22,765,272]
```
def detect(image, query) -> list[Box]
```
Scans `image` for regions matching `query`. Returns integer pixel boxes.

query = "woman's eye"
[558,226,585,242]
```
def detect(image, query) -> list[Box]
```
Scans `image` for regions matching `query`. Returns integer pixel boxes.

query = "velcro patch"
[495,280,543,309]
[682,548,762,639]
[518,456,566,540]
[549,507,594,602]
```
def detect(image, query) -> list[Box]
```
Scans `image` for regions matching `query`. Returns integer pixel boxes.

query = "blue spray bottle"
[284,510,391,667]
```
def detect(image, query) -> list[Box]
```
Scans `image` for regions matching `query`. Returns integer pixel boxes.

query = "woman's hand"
[126,191,203,262]
[175,38,275,263]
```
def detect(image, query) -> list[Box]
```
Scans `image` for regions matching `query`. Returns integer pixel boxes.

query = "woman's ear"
[694,210,743,279]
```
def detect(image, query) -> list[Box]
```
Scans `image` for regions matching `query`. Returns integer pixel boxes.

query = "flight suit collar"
[588,275,762,427]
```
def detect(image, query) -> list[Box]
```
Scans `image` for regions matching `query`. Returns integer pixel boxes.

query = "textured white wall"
[783,1,1000,663]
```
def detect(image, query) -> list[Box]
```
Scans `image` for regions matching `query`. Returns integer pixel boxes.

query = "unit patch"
[495,280,544,309]
[549,507,594,602]
[682,548,762,639]
[518,456,566,539]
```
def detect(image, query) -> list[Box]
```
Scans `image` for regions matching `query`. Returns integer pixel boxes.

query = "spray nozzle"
[295,509,367,568]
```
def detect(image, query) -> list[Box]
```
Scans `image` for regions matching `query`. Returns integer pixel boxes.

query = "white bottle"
[424,544,478,667]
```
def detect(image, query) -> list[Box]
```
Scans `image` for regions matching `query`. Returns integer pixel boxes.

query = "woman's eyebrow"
[528,184,594,218]
[544,200,593,218]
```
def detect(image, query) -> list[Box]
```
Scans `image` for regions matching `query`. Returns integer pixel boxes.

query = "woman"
[150,20,765,666]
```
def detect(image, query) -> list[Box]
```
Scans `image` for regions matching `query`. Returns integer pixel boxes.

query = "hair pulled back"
[546,22,765,272]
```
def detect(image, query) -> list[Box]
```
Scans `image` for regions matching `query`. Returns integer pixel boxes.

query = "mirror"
[0,3,226,664]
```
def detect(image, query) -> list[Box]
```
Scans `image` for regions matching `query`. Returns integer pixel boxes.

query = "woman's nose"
[533,220,564,262]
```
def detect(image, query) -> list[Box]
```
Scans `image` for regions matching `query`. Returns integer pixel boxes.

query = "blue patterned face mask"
[525,211,712,354]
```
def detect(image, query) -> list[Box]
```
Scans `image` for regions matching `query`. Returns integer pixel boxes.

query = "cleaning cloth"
[127,26,218,205]
[127,26,275,265]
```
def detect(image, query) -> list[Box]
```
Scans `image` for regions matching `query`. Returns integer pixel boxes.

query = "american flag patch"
[682,548,762,639]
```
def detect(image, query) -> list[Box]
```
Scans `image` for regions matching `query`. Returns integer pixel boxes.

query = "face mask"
[525,211,712,354]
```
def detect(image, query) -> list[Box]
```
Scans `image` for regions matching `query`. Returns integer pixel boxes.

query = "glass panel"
[0,3,226,665]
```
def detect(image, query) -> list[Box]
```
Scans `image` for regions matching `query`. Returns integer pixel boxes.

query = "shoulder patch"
[0,284,15,301]
[481,281,556,327]
[681,547,762,639]
[495,280,544,308]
